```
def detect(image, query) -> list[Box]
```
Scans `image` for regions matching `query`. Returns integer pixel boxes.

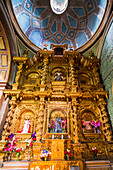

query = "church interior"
[0,0,113,169]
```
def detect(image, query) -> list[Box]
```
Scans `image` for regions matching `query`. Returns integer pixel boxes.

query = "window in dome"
[50,0,68,14]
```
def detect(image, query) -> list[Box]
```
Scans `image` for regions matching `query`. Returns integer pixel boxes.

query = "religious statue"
[55,116,62,133]
[54,70,64,81]
[21,119,31,133]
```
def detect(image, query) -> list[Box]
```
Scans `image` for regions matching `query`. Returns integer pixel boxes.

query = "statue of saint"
[54,70,64,81]
[21,119,31,133]
[55,116,62,133]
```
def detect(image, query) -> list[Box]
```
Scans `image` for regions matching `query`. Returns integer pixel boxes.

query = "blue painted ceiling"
[11,0,107,49]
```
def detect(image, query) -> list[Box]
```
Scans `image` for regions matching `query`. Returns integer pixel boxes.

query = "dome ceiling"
[11,0,107,50]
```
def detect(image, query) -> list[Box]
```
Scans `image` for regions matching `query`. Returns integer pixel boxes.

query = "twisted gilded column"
[41,56,49,85]
[36,102,45,142]
[72,99,83,160]
[69,58,76,85]
[72,99,79,143]
[2,103,16,140]
[98,98,112,141]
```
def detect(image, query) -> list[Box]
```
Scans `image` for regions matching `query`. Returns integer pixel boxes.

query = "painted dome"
[11,0,107,50]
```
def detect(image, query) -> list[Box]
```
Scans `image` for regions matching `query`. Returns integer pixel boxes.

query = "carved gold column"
[36,101,45,142]
[68,54,78,94]
[98,98,112,141]
[72,98,79,143]
[41,55,49,85]
[2,103,16,140]
[69,57,75,86]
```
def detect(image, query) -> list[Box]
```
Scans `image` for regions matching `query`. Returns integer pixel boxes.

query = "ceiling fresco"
[11,0,107,49]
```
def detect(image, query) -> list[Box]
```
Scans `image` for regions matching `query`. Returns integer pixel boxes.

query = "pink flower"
[8,143,11,147]
[92,121,97,128]
[97,121,101,127]
[4,148,8,152]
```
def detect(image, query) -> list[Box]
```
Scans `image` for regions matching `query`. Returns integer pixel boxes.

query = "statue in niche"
[55,116,62,133]
[54,70,64,81]
[49,110,67,133]
[21,117,31,133]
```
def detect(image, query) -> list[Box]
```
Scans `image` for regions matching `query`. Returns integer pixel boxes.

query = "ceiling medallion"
[50,0,68,15]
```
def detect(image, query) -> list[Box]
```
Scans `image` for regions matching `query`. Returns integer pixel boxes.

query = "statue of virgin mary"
[55,116,62,133]
[21,119,31,133]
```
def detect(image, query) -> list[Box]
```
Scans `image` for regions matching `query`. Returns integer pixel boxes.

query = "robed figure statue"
[21,119,31,133]
[54,70,64,81]
[55,116,62,133]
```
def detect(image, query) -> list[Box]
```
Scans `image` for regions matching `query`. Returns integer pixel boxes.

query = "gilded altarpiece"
[0,45,113,169]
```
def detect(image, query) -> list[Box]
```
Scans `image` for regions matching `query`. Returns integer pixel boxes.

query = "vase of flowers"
[92,147,98,160]
[31,132,36,142]
[25,133,36,160]
[64,149,71,161]
[3,133,19,161]
[40,149,51,161]
[7,153,11,161]
[90,121,96,133]
[96,121,101,133]
[91,121,101,133]
[81,121,85,133]
[48,120,55,133]
[16,148,22,161]
[61,119,67,133]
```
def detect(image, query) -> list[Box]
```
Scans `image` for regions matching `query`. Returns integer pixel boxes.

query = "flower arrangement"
[81,120,101,133]
[91,121,101,133]
[25,138,33,148]
[61,119,67,133]
[16,148,23,160]
[92,147,98,160]
[48,120,55,133]
[5,137,10,142]
[3,133,19,161]
[24,133,36,161]
[81,121,86,133]
[8,133,14,139]
[81,121,85,129]
[31,132,36,142]
[64,149,71,161]
[40,149,51,161]
[25,132,36,148]
[90,121,95,128]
